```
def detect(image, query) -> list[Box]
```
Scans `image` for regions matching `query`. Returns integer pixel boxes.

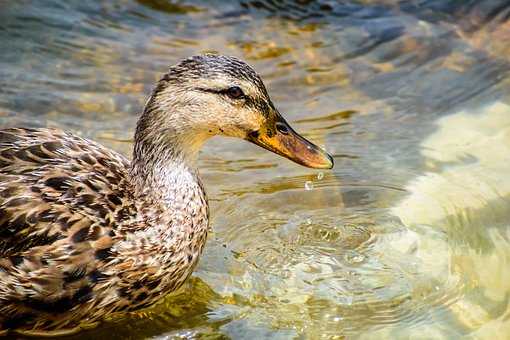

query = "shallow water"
[1,1,510,339]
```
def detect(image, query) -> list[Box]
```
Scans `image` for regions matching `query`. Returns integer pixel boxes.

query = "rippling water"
[1,1,510,339]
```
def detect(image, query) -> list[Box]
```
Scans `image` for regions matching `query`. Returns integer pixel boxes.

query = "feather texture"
[0,54,329,336]
[0,128,208,336]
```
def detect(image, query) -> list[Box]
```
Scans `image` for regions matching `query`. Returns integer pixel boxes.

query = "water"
[1,1,510,339]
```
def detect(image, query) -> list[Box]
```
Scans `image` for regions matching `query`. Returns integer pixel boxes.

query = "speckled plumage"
[0,54,332,336]
[0,127,208,336]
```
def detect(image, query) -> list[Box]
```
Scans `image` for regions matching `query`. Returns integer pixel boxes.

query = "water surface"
[1,1,510,339]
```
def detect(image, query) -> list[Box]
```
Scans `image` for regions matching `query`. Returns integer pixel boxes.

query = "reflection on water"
[1,0,510,339]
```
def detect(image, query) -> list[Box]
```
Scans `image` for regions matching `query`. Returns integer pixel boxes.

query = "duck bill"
[246,119,334,169]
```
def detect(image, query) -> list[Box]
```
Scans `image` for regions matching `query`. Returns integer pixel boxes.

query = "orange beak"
[246,117,334,169]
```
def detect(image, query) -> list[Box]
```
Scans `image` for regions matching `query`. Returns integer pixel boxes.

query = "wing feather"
[0,128,131,255]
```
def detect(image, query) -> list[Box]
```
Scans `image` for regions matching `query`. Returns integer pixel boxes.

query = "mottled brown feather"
[0,128,209,336]
[0,54,294,336]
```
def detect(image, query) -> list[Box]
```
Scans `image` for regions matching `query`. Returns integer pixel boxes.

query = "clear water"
[1,1,510,339]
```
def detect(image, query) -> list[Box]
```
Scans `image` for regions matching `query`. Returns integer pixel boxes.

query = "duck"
[0,54,333,336]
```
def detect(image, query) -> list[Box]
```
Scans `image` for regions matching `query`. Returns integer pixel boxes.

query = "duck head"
[136,54,333,169]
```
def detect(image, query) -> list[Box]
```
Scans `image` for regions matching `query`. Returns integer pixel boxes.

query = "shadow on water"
[135,0,203,15]
[57,278,226,340]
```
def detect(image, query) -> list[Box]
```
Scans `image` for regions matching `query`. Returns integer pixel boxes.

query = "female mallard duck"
[0,54,333,336]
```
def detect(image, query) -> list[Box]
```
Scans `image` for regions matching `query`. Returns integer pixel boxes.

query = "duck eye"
[276,122,289,135]
[226,86,244,99]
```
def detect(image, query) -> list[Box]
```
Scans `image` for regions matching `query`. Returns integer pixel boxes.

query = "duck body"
[0,128,208,335]
[0,54,333,336]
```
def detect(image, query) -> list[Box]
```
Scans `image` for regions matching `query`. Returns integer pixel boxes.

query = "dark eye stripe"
[195,86,245,100]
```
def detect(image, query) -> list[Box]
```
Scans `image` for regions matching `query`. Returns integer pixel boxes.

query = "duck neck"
[117,95,211,296]
[129,107,208,200]
[130,134,199,200]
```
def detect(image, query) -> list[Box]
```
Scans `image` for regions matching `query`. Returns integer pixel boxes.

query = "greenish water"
[1,1,510,339]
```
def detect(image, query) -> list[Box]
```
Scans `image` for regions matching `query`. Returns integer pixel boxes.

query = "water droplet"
[305,181,314,190]
[333,316,343,322]
[342,295,353,305]
[317,172,324,180]
[345,252,365,264]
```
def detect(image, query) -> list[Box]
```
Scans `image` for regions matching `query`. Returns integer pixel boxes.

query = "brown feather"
[0,54,303,336]
[0,127,209,335]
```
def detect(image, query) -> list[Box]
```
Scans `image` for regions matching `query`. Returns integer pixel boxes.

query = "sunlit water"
[1,1,510,339]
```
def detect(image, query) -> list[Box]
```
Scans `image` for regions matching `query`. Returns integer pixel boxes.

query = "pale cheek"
[244,108,265,131]
[200,102,231,130]
[230,109,260,133]
[202,103,262,137]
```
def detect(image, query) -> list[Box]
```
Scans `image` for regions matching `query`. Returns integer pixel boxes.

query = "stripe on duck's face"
[154,54,334,169]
